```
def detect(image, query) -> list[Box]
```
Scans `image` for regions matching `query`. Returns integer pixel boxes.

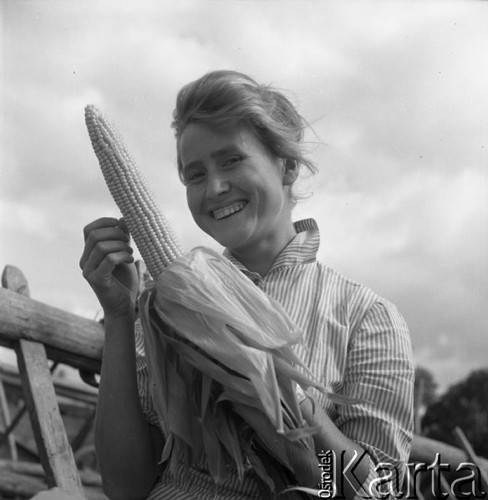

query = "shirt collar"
[222,218,320,278]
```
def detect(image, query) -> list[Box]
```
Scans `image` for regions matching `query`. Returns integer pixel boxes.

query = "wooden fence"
[0,265,105,499]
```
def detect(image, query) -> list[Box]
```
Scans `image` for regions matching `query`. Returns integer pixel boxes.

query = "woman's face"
[179,123,296,255]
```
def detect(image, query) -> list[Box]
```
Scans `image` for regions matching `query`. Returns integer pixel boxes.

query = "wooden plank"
[0,402,27,450]
[71,409,96,452]
[0,458,102,486]
[16,339,84,495]
[0,466,47,498]
[0,467,108,500]
[1,264,30,297]
[439,473,453,499]
[0,287,104,369]
[1,363,98,406]
[0,374,18,459]
[453,427,488,489]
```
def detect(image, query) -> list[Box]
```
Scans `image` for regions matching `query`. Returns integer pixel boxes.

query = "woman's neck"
[231,223,297,277]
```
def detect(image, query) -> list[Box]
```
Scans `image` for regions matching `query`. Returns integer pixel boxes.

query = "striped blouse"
[134,218,414,499]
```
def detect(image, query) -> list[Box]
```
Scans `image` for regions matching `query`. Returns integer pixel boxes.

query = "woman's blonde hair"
[172,70,317,202]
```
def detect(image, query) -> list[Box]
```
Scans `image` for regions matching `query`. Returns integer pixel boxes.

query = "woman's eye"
[184,170,205,185]
[223,156,244,168]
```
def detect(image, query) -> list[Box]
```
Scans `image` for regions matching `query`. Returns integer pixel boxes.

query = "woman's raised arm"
[80,217,163,499]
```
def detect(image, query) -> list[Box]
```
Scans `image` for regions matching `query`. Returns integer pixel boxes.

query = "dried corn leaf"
[154,247,303,349]
[152,248,326,429]
[233,401,317,489]
[155,302,285,430]
[240,437,278,494]
[213,402,246,482]
[202,410,228,483]
[139,290,204,462]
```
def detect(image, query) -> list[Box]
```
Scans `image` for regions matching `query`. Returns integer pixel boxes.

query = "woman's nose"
[205,172,230,198]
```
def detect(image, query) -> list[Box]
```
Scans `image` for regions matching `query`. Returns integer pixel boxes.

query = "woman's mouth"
[212,201,248,220]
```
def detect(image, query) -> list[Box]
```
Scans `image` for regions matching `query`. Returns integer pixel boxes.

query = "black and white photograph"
[1,1,487,499]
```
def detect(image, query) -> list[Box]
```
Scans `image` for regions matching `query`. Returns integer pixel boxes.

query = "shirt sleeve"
[334,299,414,494]
[134,318,164,432]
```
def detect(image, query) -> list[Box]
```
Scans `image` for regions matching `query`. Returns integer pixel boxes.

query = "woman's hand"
[79,217,139,318]
[295,390,371,499]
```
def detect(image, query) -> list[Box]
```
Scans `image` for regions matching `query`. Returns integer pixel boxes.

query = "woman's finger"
[81,240,133,280]
[80,225,130,269]
[91,251,135,286]
[83,217,119,242]
[117,217,130,235]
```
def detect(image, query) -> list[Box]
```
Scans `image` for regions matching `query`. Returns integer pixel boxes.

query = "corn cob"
[84,104,183,279]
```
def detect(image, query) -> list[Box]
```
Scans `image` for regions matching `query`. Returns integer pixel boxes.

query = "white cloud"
[1,199,52,238]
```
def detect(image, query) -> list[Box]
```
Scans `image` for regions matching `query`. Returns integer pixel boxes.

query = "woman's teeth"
[213,201,247,220]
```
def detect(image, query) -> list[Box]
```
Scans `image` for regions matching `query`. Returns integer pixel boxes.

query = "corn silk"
[138,246,362,496]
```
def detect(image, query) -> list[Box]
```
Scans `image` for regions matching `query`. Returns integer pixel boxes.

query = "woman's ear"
[282,159,299,186]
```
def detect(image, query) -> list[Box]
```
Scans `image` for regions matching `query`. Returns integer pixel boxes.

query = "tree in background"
[414,366,438,434]
[421,368,488,458]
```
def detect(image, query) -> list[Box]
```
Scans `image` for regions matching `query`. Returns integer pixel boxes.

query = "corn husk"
[138,246,364,493]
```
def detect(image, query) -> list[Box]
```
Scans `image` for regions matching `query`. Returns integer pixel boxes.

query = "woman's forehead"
[179,122,264,165]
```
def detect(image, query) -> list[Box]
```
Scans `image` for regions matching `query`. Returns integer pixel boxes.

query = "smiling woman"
[173,71,317,277]
[80,70,414,500]
[179,123,298,276]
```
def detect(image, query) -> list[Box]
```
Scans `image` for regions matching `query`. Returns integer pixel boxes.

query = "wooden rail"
[0,363,98,410]
[1,265,96,497]
[0,287,104,373]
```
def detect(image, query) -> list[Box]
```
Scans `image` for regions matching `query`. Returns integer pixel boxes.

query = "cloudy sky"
[1,0,487,392]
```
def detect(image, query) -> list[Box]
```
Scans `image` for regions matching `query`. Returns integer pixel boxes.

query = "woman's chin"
[214,234,248,251]
[209,227,252,252]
